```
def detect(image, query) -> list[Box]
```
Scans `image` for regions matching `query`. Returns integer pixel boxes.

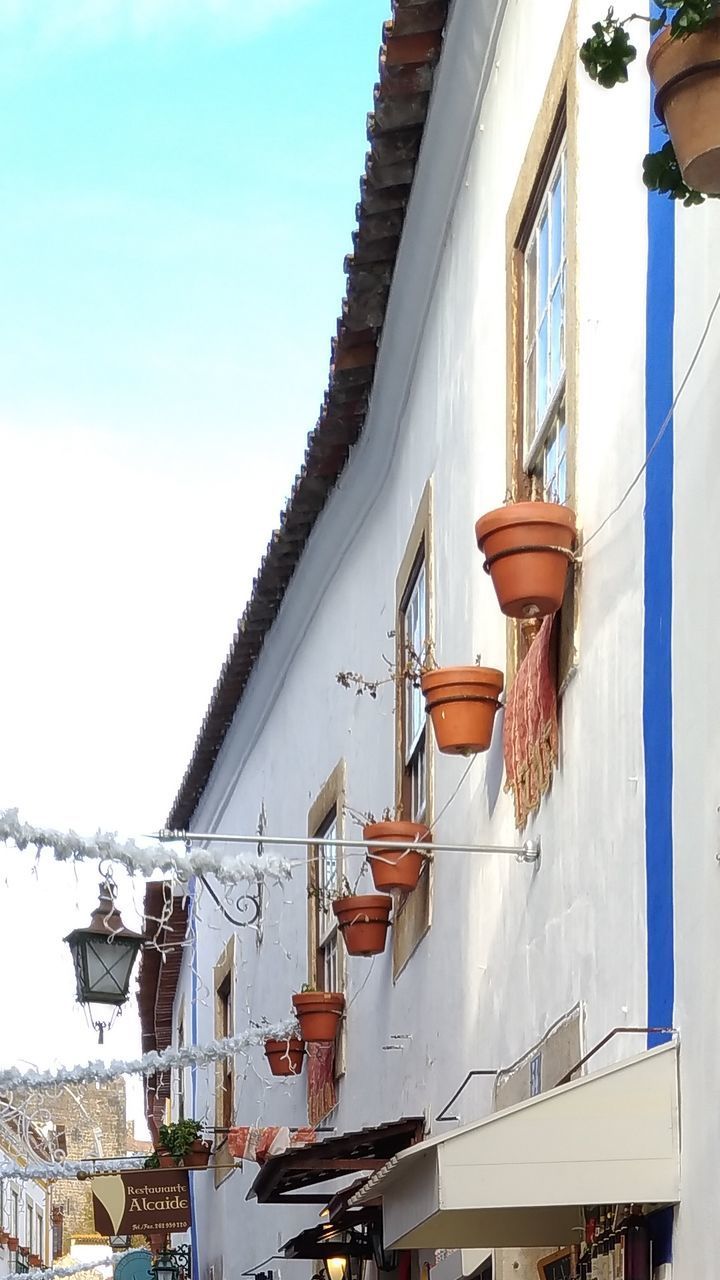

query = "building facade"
[0,1107,52,1277]
[141,2,720,1279]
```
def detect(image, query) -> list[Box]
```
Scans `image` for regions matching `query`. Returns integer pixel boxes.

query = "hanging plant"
[580,4,720,200]
[158,1119,212,1169]
[421,662,504,755]
[362,819,430,891]
[476,500,577,619]
[332,890,393,956]
[264,1036,305,1077]
[291,987,345,1042]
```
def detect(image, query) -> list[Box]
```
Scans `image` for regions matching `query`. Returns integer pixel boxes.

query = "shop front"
[347,1045,680,1280]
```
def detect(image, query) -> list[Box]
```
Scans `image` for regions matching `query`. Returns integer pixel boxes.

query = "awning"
[349,1043,680,1249]
[247,1117,424,1203]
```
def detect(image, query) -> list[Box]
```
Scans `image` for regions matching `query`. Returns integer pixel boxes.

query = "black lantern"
[151,1246,191,1280]
[64,882,144,1042]
[109,1235,131,1251]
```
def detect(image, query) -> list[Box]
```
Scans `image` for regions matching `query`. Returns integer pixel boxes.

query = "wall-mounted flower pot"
[364,821,429,891]
[180,1138,212,1169]
[157,1148,175,1168]
[29,1255,42,1268]
[264,1037,305,1077]
[648,19,720,195]
[421,666,504,754]
[475,501,576,618]
[333,894,392,956]
[7,1238,18,1251]
[291,990,345,1042]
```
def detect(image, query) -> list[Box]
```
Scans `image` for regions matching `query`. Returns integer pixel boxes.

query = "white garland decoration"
[26,1259,116,1280]
[0,809,294,886]
[0,1024,298,1092]
[0,1156,146,1182]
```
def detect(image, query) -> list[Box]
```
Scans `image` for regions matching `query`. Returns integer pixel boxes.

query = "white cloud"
[0,0,322,43]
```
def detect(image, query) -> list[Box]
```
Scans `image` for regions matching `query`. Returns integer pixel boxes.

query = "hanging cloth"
[503,615,558,828]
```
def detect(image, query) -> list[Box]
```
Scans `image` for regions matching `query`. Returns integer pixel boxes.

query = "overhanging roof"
[248,1117,424,1204]
[350,1044,680,1249]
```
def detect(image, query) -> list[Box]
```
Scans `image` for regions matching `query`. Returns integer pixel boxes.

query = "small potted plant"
[7,1238,19,1252]
[143,1150,160,1169]
[580,4,720,200]
[292,986,345,1042]
[331,873,393,956]
[421,660,504,755]
[354,805,429,893]
[264,1034,306,1077]
[29,1254,42,1268]
[158,1119,212,1169]
[475,500,576,618]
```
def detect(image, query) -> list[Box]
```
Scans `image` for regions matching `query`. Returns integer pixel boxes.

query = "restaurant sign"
[92,1170,191,1236]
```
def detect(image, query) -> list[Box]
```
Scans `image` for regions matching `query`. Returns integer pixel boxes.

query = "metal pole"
[156,829,540,862]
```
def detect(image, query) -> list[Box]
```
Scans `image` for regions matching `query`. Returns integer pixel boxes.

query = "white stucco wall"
[166,1,674,1276]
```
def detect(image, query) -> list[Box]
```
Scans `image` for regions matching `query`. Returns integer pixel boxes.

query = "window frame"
[307,762,347,1077]
[213,937,236,1187]
[505,12,579,691]
[393,481,434,979]
[522,142,568,487]
[400,552,428,824]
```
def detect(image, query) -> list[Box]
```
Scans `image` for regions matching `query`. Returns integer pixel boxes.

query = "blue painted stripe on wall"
[644,92,675,1049]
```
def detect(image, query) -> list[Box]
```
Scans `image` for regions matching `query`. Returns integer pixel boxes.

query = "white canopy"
[350,1042,680,1249]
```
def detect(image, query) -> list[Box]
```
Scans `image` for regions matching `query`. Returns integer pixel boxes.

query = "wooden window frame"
[175,1006,186,1122]
[213,937,236,1187]
[506,8,579,691]
[393,480,434,979]
[307,761,347,1076]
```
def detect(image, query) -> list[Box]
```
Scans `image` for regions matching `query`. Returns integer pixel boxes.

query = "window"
[218,975,233,1128]
[307,763,346,1084]
[36,1213,43,1260]
[400,554,427,822]
[506,16,578,688]
[52,1207,64,1260]
[313,808,340,993]
[393,482,434,977]
[11,1189,18,1236]
[176,1014,186,1121]
[213,938,235,1187]
[523,144,567,504]
[26,1204,33,1252]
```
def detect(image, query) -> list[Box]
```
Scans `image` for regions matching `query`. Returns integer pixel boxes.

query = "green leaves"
[579,11,637,87]
[642,140,709,204]
[662,0,718,38]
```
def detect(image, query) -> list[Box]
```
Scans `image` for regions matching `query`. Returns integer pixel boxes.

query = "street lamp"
[324,1260,348,1280]
[151,1246,191,1280]
[64,882,144,1043]
[109,1236,131,1251]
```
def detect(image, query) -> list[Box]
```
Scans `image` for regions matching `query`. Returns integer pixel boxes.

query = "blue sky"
[0,0,390,1074]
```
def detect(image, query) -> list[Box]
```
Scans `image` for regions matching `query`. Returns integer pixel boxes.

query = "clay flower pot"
[291,990,345,1042]
[421,666,504,755]
[7,1238,18,1251]
[180,1138,212,1169]
[0,1232,9,1246]
[157,1147,175,1168]
[264,1037,305,1077]
[333,894,392,956]
[364,821,430,891]
[648,19,720,195]
[475,501,576,618]
[29,1255,42,1268]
